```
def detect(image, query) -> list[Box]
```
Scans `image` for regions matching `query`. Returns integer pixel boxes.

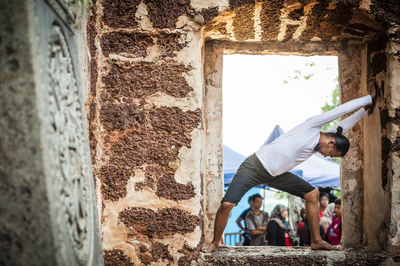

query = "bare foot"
[311,240,339,250]
[202,242,219,253]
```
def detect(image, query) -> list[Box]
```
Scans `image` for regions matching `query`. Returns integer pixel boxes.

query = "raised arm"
[326,107,367,133]
[306,95,372,129]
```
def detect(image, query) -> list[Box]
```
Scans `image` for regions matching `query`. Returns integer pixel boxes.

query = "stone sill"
[198,246,392,265]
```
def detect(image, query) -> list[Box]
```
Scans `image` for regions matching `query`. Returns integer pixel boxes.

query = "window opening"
[222,54,340,247]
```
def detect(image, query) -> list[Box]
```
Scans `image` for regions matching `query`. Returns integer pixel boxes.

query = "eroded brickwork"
[103,249,134,266]
[88,0,204,263]
[102,0,140,29]
[119,207,200,237]
[101,61,193,100]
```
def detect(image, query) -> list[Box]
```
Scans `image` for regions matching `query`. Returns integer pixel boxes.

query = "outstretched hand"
[366,80,378,115]
[364,104,373,114]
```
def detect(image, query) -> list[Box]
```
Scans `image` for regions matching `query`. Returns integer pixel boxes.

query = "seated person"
[327,199,342,245]
[297,208,306,237]
[267,204,292,246]
[300,209,327,246]
[319,193,330,219]
[245,194,269,246]
[320,202,335,240]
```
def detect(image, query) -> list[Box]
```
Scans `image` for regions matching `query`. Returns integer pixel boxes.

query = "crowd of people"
[236,190,342,247]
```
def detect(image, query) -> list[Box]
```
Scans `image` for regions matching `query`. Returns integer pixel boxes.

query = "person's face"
[318,139,342,158]
[249,199,254,207]
[281,208,288,219]
[334,204,341,217]
[301,210,306,221]
[254,197,263,210]
[319,196,329,208]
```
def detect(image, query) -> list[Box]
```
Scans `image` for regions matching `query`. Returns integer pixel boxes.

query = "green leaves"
[282,62,315,84]
[71,0,94,8]
[321,83,339,131]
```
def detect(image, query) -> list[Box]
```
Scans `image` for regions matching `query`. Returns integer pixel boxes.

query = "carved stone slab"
[0,0,102,265]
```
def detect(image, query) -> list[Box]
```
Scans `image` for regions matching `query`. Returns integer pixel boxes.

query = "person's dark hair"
[327,126,350,156]
[319,192,329,201]
[300,207,307,221]
[271,204,286,219]
[248,193,262,202]
[334,198,341,205]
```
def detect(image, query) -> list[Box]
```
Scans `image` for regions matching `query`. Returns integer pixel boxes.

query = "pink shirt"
[327,215,342,245]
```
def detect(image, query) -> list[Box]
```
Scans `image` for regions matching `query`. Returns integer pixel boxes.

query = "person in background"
[245,194,269,246]
[320,202,335,240]
[235,195,255,246]
[297,208,307,237]
[267,204,292,246]
[319,193,329,219]
[327,199,342,245]
[318,186,338,204]
[300,209,327,246]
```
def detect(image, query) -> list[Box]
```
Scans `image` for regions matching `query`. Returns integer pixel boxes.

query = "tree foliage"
[321,79,340,131]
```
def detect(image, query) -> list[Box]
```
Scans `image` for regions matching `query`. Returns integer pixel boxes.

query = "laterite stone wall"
[87,0,400,264]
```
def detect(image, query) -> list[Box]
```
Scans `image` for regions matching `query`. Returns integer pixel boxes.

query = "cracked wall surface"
[87,0,400,264]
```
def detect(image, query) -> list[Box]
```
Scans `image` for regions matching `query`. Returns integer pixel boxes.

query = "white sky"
[222,54,338,156]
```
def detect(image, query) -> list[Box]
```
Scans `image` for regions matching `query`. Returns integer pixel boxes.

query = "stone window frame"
[203,39,368,248]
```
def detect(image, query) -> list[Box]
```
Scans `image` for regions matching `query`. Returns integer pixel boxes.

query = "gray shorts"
[222,153,315,204]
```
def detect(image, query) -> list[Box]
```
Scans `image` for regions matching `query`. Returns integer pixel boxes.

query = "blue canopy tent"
[223,145,246,185]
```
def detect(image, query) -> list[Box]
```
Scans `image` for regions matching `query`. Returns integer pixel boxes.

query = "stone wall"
[87,0,206,264]
[1,0,399,265]
[85,0,400,264]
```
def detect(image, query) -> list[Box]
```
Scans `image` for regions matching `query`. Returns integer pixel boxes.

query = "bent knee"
[221,201,236,211]
[304,188,319,202]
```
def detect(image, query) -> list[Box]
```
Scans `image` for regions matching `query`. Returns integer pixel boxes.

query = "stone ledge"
[198,246,390,266]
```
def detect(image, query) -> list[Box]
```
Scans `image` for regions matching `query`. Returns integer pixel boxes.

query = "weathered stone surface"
[178,243,202,266]
[103,249,134,266]
[197,6,219,24]
[157,31,187,57]
[107,106,201,166]
[155,167,196,200]
[98,104,200,201]
[99,102,145,131]
[101,31,154,57]
[119,207,200,238]
[229,0,254,10]
[99,164,130,201]
[338,45,364,248]
[102,0,140,29]
[101,60,193,100]
[1,0,102,265]
[0,1,54,264]
[151,242,173,262]
[144,0,192,29]
[300,2,352,41]
[198,246,388,265]
[232,4,254,41]
[260,0,283,41]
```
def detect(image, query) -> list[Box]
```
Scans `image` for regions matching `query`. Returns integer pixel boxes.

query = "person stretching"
[203,93,374,252]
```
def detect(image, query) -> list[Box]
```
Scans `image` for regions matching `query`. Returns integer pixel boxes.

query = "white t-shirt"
[255,95,372,176]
